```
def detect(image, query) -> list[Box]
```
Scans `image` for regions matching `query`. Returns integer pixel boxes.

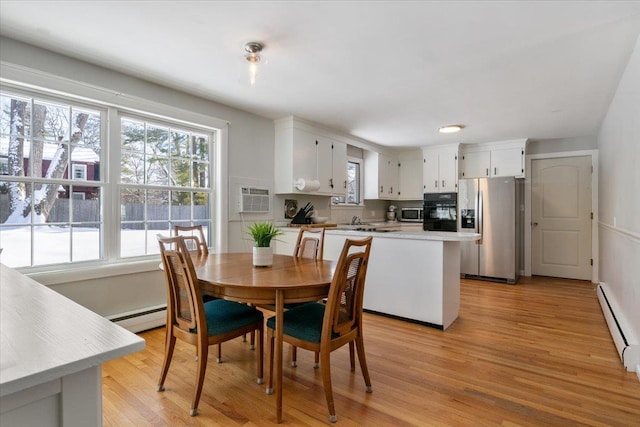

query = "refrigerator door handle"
[477,190,483,244]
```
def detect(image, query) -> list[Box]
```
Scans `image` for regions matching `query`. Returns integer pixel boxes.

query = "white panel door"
[531,156,592,280]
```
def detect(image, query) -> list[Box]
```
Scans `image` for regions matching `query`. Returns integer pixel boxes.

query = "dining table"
[189,252,336,423]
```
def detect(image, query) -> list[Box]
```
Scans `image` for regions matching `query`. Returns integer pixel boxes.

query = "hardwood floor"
[102,276,640,426]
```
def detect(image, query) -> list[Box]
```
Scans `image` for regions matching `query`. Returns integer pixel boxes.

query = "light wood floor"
[102,276,640,426]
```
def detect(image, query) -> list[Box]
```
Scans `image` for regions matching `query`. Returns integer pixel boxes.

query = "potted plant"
[247,221,282,267]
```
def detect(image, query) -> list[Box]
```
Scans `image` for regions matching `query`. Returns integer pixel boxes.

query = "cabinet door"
[422,153,439,193]
[331,141,347,196]
[398,158,423,200]
[461,150,490,178]
[291,129,318,184]
[385,155,399,199]
[439,152,458,192]
[316,136,333,194]
[491,147,524,177]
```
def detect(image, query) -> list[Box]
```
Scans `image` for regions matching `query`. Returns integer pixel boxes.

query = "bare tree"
[4,100,89,224]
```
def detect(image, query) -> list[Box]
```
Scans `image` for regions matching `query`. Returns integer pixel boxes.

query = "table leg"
[275,289,284,423]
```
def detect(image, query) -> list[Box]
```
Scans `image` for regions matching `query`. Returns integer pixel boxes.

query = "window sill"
[23,258,161,286]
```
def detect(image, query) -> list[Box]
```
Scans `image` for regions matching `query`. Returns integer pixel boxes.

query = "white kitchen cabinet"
[364,151,398,200]
[460,150,491,178]
[330,140,347,196]
[422,146,459,193]
[398,157,423,200]
[459,139,527,179]
[491,146,525,177]
[275,119,347,195]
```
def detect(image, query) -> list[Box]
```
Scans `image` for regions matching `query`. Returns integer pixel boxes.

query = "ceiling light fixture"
[438,125,464,134]
[244,42,264,87]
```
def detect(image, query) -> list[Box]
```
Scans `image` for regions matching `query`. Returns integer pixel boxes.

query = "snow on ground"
[0,226,162,268]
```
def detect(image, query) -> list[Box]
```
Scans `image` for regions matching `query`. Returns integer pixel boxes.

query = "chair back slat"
[174,225,209,256]
[159,236,204,333]
[294,226,325,260]
[323,237,372,337]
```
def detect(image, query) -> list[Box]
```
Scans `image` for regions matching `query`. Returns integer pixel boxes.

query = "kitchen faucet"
[351,216,361,225]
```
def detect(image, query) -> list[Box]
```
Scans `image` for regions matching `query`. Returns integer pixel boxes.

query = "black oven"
[423,192,457,232]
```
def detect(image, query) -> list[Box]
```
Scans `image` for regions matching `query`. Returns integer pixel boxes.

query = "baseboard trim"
[597,283,639,374]
[107,304,166,333]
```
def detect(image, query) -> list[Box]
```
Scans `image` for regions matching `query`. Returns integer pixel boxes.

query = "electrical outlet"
[371,211,376,217]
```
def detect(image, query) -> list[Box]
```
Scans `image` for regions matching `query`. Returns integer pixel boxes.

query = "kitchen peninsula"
[0,264,145,426]
[275,227,480,330]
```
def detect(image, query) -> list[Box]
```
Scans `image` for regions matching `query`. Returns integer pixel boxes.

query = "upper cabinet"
[459,139,527,179]
[274,118,347,195]
[422,144,459,193]
[397,154,423,200]
[364,151,399,200]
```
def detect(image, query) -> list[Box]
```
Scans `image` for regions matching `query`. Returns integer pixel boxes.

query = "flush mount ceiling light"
[438,124,464,134]
[244,41,264,86]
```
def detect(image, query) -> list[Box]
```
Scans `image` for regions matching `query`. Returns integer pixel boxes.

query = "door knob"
[532,222,539,226]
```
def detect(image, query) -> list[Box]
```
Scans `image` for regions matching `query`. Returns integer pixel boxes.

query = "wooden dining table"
[189,252,336,423]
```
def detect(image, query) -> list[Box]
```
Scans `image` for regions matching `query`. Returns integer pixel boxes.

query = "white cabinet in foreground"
[0,265,145,427]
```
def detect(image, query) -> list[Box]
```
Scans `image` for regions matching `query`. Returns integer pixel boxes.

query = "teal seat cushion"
[266,302,334,343]
[203,299,263,337]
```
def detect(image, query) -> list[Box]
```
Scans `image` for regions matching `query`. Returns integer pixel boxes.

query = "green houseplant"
[247,222,282,266]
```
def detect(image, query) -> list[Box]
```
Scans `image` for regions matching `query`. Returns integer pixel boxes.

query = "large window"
[119,116,212,257]
[0,86,216,269]
[0,91,103,267]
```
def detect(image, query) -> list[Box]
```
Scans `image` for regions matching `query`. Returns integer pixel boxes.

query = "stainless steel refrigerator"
[458,177,519,284]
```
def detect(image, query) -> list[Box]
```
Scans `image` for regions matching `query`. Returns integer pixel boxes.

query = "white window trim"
[1,70,228,279]
[71,163,87,180]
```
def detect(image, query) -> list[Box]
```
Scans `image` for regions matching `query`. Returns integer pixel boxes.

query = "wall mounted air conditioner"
[239,187,270,213]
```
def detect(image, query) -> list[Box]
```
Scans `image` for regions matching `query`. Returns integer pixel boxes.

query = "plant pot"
[253,246,273,267]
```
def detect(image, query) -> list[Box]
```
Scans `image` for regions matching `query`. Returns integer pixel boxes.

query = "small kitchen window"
[332,157,363,205]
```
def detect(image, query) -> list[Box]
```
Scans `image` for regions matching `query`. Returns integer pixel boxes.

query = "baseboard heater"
[107,304,166,333]
[596,283,639,375]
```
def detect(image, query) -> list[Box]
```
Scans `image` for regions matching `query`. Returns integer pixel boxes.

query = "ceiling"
[1,1,640,148]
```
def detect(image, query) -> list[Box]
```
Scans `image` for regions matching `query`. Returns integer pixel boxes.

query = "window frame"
[71,163,87,180]
[0,82,222,276]
[332,156,364,206]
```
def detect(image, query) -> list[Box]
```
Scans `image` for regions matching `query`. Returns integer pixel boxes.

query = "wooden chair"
[290,225,326,367]
[266,236,373,423]
[293,225,325,260]
[157,235,264,416]
[173,224,209,255]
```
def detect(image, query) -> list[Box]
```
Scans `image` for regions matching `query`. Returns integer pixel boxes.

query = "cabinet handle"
[435,180,438,188]
[494,167,497,175]
[329,178,333,189]
[442,180,445,188]
[344,180,347,189]
[389,186,393,194]
[486,168,489,176]
[380,185,383,193]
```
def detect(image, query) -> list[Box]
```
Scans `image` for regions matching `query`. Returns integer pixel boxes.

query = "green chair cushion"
[266,302,336,343]
[203,299,263,337]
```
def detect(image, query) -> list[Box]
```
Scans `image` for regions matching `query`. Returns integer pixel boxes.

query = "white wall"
[0,36,275,318]
[527,136,598,155]
[597,34,640,351]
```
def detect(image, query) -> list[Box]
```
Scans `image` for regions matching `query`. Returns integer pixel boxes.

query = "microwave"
[400,207,423,222]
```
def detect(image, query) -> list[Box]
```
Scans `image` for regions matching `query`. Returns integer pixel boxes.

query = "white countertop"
[280,226,480,242]
[0,264,145,397]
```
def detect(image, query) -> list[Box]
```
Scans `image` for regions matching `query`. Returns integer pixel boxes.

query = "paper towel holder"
[294,178,320,192]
